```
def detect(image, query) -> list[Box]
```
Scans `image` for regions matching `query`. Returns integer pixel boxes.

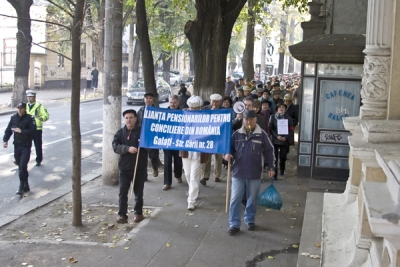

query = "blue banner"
[139,106,232,154]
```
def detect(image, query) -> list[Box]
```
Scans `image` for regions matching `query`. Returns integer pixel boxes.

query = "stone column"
[360,0,393,119]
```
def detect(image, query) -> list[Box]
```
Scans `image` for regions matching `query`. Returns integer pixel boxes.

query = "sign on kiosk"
[139,106,232,154]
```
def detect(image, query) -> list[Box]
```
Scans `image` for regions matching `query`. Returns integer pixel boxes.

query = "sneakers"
[162,184,171,190]
[116,216,128,224]
[133,214,144,223]
[247,223,255,231]
[228,227,240,235]
[153,169,158,177]
[176,177,182,183]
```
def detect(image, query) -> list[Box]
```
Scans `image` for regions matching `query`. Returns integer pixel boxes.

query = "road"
[0,97,169,216]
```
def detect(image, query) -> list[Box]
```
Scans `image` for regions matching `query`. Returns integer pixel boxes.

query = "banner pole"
[129,147,141,199]
[225,160,231,213]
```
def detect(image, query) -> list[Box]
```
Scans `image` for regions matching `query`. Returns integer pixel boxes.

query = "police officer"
[3,102,36,195]
[26,89,49,166]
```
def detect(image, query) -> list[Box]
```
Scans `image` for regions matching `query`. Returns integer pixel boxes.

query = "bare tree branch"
[47,0,74,18]
[0,13,71,31]
[62,0,76,10]
[122,6,133,27]
[31,40,72,61]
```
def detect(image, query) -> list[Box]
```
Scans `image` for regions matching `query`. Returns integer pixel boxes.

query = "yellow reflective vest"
[26,102,49,130]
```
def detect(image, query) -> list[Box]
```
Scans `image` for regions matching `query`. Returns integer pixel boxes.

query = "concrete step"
[297,192,323,267]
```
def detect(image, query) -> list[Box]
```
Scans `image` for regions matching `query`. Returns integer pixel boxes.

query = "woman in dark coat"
[268,103,294,180]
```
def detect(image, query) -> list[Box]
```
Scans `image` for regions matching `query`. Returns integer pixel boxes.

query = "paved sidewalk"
[0,144,312,267]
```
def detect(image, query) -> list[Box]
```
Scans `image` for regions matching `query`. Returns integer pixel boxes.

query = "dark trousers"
[86,80,92,89]
[273,144,289,175]
[118,168,147,219]
[14,144,31,182]
[163,149,182,185]
[33,130,43,164]
[92,78,98,88]
[148,149,159,170]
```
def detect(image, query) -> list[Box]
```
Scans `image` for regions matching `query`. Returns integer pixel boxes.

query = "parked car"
[157,72,181,87]
[185,76,194,88]
[126,78,171,105]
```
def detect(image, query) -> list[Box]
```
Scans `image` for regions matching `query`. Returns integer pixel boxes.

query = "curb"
[0,98,103,117]
[0,168,102,229]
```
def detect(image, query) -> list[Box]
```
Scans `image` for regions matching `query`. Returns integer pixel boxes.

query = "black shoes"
[247,223,255,231]
[16,182,24,195]
[200,178,208,186]
[228,227,240,235]
[36,162,41,166]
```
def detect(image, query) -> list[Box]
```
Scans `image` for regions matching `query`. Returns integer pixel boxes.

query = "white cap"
[243,85,252,91]
[26,90,36,97]
[187,95,203,108]
[210,94,222,101]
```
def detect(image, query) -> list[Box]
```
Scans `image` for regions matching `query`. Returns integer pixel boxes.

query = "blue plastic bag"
[257,179,282,210]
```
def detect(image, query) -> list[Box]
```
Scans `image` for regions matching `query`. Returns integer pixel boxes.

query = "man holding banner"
[138,95,232,211]
[224,110,275,235]
[113,109,148,224]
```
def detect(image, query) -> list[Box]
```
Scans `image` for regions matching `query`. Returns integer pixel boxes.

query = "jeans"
[229,178,261,228]
[163,149,182,185]
[86,80,92,89]
[33,130,43,164]
[182,158,204,206]
[118,168,147,219]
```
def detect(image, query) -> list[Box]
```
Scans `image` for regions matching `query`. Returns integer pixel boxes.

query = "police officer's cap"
[17,102,27,108]
[122,109,137,117]
[26,90,36,97]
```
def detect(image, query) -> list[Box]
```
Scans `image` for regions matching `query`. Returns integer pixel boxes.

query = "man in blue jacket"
[224,110,275,235]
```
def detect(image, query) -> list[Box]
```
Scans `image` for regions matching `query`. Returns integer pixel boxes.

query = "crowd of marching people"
[113,73,301,235]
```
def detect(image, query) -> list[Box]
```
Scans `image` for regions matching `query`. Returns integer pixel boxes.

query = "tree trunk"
[278,12,288,75]
[161,52,172,86]
[184,0,246,99]
[188,50,194,76]
[70,0,86,227]
[102,0,123,186]
[93,0,105,93]
[7,0,33,106]
[128,18,134,88]
[261,28,267,79]
[132,38,141,83]
[136,0,157,99]
[287,18,295,73]
[242,0,255,81]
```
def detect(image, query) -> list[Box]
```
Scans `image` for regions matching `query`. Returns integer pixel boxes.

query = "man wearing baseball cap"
[3,102,36,195]
[225,109,275,235]
[26,89,49,166]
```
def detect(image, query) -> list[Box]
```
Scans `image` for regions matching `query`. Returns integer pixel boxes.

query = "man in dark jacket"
[113,109,148,224]
[225,110,275,235]
[162,95,183,190]
[178,84,190,109]
[3,102,36,195]
[137,92,160,177]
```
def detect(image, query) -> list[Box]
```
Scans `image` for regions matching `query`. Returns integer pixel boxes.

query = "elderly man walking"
[201,93,224,185]
[225,110,275,235]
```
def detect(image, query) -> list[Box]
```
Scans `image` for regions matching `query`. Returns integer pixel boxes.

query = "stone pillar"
[360,0,393,119]
[301,0,325,40]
